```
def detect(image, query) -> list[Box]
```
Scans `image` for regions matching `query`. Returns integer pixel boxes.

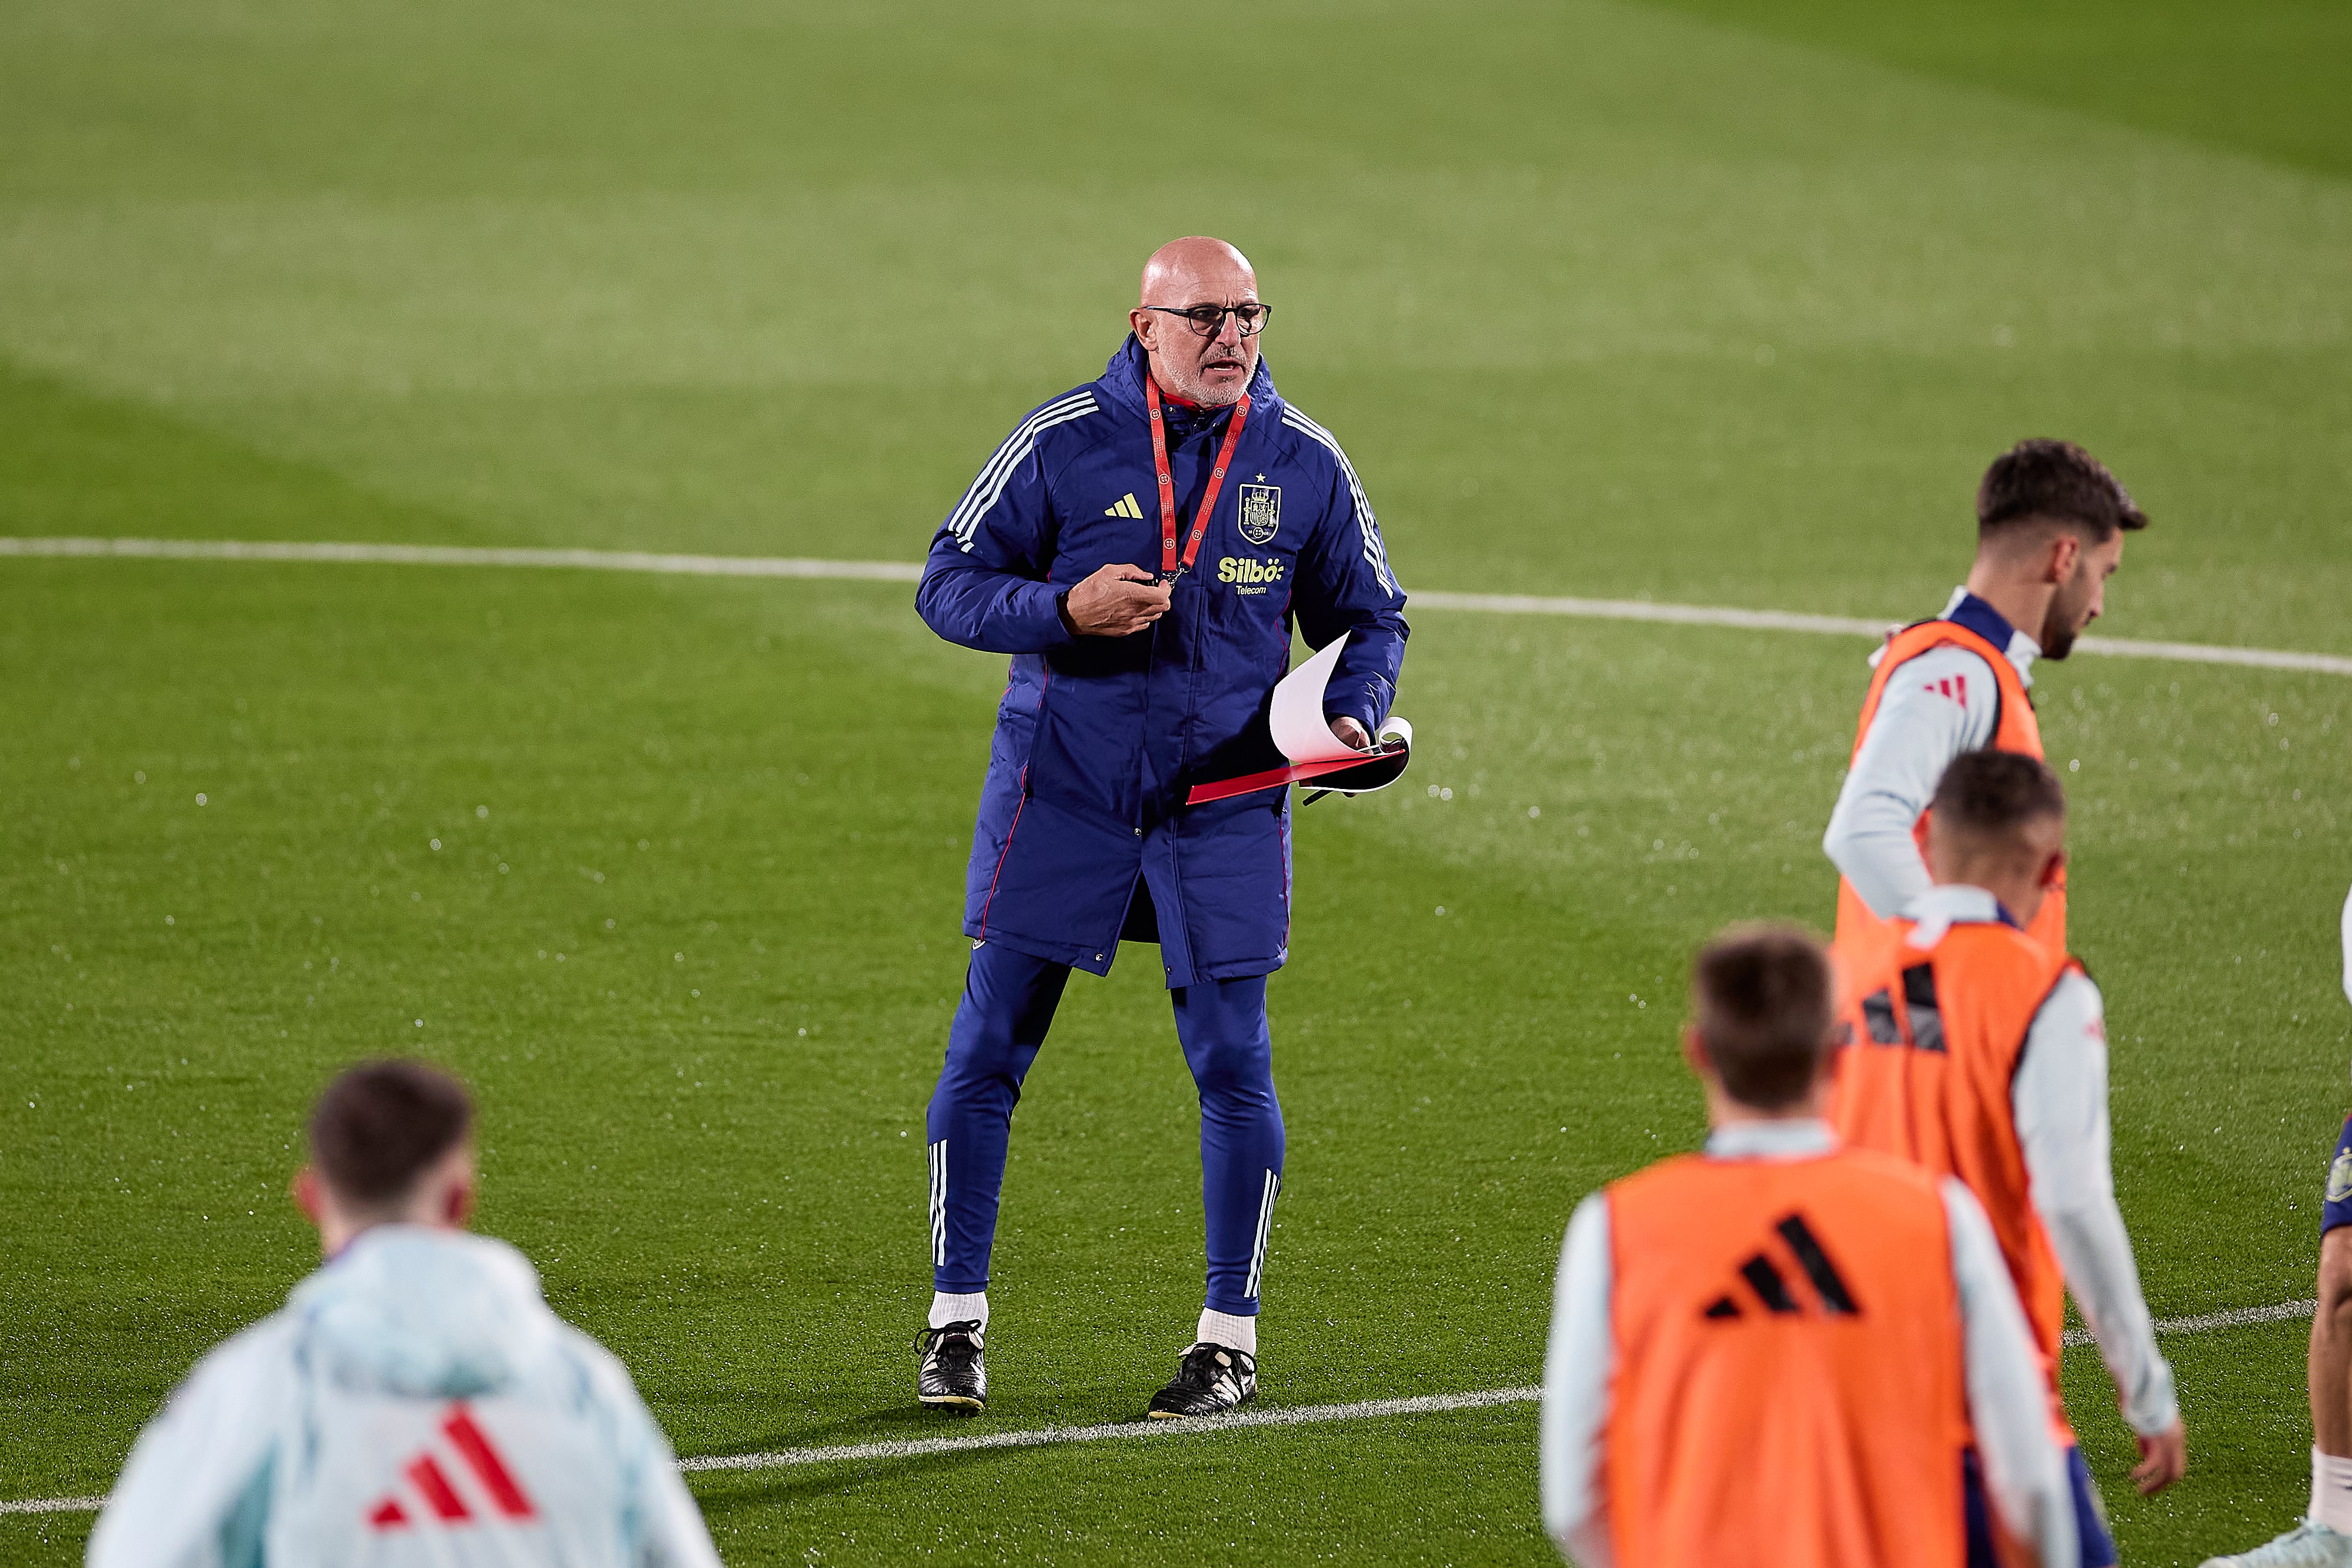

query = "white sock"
[930,1291,988,1333]
[2311,1448,2352,1533]
[1198,1308,1256,1356]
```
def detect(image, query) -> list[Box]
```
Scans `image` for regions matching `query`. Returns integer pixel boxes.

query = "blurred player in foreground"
[2199,884,2352,1568]
[88,1061,718,1568]
[1832,751,2184,1567]
[1542,924,2076,1567]
[1825,438,2148,952]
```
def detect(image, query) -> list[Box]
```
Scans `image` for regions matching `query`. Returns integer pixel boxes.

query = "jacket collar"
[1939,586,2042,689]
[1901,882,2020,949]
[1704,1118,1836,1161]
[1099,333,1279,421]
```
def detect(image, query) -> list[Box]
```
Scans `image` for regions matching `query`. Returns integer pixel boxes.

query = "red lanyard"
[1146,377,1250,581]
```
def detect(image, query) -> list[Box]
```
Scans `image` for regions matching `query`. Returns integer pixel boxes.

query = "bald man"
[913,238,1409,1417]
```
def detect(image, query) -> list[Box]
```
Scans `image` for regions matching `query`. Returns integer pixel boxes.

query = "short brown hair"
[308,1059,474,1207]
[1932,750,2066,841]
[1977,439,2147,540]
[1691,924,1834,1111]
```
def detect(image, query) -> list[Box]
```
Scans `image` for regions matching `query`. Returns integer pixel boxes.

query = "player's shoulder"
[2033,962,2105,1028]
[160,1307,304,1420]
[1831,923,1909,989]
[1267,398,1357,482]
[539,1315,662,1422]
[1956,918,2072,975]
[993,382,1114,454]
[1814,1147,1960,1244]
[1878,638,2001,707]
[1829,1142,1946,1198]
[1604,1151,1716,1206]
[1922,921,2072,1010]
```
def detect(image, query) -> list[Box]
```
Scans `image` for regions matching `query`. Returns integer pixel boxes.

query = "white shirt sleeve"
[1823,645,2000,918]
[632,1443,721,1568]
[1540,1193,1616,1567]
[86,1320,296,1568]
[2011,971,2179,1435]
[2340,880,2350,1007]
[1945,1179,2078,1568]
[570,1334,724,1568]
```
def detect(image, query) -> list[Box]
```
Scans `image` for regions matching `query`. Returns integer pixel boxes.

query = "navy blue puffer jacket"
[917,336,1409,987]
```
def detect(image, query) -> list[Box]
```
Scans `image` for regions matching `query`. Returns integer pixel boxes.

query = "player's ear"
[291,1165,324,1226]
[1680,1025,1712,1079]
[2039,845,2067,892]
[2046,527,2082,583]
[1921,811,1957,884]
[440,1143,479,1231]
[444,1175,476,1231]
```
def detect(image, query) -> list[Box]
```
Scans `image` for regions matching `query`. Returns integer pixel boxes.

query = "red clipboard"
[1184,633,1415,805]
[1185,740,1411,805]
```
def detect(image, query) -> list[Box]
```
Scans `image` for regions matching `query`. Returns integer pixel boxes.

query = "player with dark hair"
[2198,884,2352,1568]
[1542,924,2076,1567]
[1832,750,2185,1568]
[1825,438,2149,952]
[88,1061,719,1568]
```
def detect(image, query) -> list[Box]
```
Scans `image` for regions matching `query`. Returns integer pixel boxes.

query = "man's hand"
[1328,716,1371,750]
[1063,564,1171,637]
[2131,1419,2186,1495]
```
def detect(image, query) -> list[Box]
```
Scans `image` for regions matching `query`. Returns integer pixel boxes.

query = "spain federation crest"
[1238,483,1281,546]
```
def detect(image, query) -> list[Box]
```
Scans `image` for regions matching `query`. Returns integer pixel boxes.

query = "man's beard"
[2039,596,2086,660]
[1181,350,1252,406]
[2039,574,2093,660]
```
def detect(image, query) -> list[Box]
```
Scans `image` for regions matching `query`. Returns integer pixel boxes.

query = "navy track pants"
[924,940,1285,1314]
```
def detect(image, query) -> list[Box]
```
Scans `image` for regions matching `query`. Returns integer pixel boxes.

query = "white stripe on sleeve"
[946,393,1099,551]
[1279,407,1399,598]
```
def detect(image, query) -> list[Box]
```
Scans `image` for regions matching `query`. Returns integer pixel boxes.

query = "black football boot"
[1145,1341,1257,1419]
[916,1320,987,1414]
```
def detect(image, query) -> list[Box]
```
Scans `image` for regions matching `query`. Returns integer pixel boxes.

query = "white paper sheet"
[1268,636,1364,764]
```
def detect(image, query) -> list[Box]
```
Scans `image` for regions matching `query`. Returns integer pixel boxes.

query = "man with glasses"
[912,236,1408,1417]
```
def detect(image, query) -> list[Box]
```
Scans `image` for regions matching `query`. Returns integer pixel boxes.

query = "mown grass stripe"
[4,537,2345,677]
[0,1296,2320,1514]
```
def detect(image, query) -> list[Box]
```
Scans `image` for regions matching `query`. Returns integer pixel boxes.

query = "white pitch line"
[4,537,2347,678]
[680,1383,1538,1475]
[0,1495,109,1518]
[2062,1297,2316,1347]
[1409,588,1889,639]
[0,1298,2320,1515]
[0,535,923,583]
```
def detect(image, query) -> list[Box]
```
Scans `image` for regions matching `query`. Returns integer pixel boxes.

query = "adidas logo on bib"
[1699,1212,1861,1321]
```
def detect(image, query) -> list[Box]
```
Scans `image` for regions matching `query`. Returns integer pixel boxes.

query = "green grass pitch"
[4,1,2350,1563]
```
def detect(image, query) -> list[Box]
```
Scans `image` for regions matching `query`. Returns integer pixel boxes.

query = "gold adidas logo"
[1104,493,1144,520]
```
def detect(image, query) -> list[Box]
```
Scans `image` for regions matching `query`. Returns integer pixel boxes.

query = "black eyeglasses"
[1143,302,1273,338]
